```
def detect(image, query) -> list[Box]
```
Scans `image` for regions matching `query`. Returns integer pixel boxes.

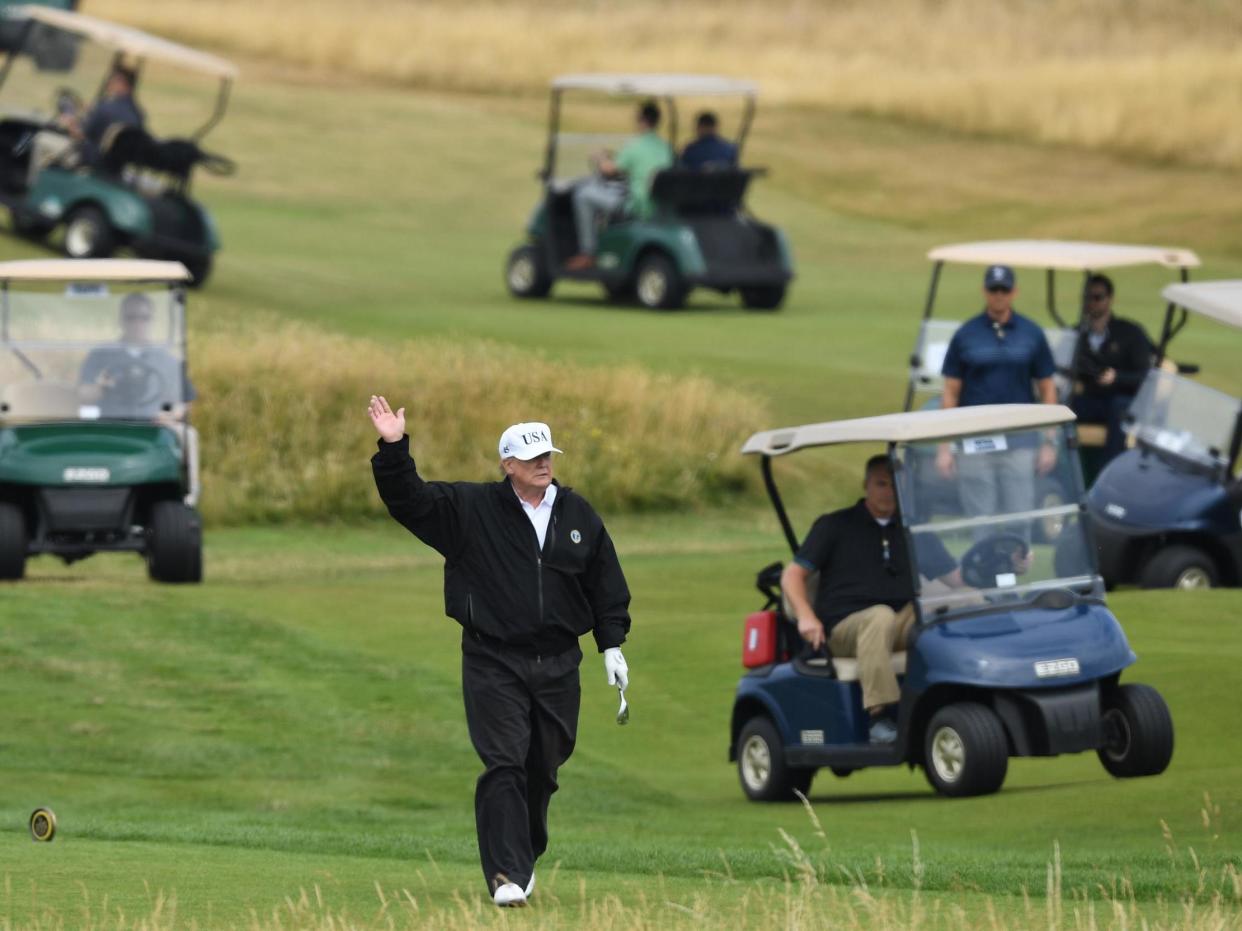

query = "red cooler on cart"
[742,610,779,668]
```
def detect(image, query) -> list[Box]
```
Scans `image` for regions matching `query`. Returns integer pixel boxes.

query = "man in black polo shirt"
[780,456,960,744]
[1070,273,1154,464]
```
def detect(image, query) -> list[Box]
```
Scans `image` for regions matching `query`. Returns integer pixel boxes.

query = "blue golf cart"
[730,405,1173,799]
[1087,281,1242,589]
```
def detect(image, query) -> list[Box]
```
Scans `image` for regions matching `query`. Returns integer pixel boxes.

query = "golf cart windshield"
[898,426,1098,621]
[1127,370,1241,471]
[0,283,189,423]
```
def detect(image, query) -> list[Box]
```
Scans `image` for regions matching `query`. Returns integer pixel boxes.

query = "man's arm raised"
[369,394,464,557]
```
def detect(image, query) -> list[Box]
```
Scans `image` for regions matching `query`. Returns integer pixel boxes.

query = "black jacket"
[1072,316,1153,400]
[372,436,631,655]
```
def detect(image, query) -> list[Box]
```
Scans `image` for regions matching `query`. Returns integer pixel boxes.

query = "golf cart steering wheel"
[98,358,169,412]
[959,533,1030,589]
[53,86,83,121]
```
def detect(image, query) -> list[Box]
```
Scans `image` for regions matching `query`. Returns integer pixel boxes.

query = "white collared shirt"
[516,483,557,549]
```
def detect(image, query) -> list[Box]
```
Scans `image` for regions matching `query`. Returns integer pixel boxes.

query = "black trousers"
[461,637,581,894]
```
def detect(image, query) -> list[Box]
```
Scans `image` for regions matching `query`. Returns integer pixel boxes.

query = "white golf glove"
[604,647,628,691]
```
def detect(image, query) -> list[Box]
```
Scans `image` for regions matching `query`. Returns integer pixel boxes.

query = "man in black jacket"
[1070,274,1155,463]
[368,396,631,908]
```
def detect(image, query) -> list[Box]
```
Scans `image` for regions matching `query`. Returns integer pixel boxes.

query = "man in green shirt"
[567,100,673,270]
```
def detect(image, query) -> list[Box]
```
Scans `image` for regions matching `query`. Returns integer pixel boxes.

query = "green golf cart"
[505,73,794,311]
[0,258,202,582]
[0,7,237,285]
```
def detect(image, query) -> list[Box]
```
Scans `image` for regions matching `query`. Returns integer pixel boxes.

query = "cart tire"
[740,285,786,311]
[602,280,635,303]
[923,702,1008,797]
[634,252,687,310]
[736,716,814,801]
[1098,683,1173,778]
[63,205,117,259]
[10,209,53,241]
[0,502,27,580]
[183,254,213,288]
[147,501,202,584]
[505,245,552,298]
[1139,544,1217,590]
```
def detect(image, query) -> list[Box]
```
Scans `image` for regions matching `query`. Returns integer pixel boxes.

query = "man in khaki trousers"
[782,456,962,743]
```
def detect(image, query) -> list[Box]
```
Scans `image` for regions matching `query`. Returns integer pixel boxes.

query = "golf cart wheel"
[63,205,117,259]
[0,502,28,580]
[739,285,786,311]
[602,280,635,303]
[147,501,202,584]
[505,245,552,299]
[10,208,53,241]
[736,717,814,802]
[634,252,687,311]
[1098,684,1174,778]
[1139,545,1217,590]
[922,703,1008,798]
[183,254,213,289]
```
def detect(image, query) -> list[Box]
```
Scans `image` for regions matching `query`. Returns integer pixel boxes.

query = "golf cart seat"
[780,570,909,681]
[0,381,78,419]
[650,167,755,214]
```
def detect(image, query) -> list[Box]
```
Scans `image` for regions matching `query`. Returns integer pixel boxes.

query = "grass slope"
[0,59,1240,928]
[1,520,1240,925]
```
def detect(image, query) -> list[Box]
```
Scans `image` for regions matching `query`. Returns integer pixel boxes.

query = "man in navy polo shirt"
[936,265,1058,532]
[680,112,738,170]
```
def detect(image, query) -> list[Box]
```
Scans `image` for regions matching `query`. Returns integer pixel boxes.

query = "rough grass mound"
[192,319,763,524]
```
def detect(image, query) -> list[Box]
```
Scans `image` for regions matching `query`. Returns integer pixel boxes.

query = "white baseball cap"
[498,422,563,460]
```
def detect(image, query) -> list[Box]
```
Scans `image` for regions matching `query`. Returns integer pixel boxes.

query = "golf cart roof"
[551,73,757,97]
[927,240,1200,271]
[15,6,239,79]
[742,405,1076,457]
[1161,280,1242,330]
[0,259,191,283]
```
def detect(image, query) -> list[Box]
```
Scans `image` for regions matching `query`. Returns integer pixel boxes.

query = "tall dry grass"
[95,0,1242,168]
[189,315,762,524]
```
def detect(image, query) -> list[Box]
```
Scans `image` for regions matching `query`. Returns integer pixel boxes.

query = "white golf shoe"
[525,871,536,898]
[493,883,527,908]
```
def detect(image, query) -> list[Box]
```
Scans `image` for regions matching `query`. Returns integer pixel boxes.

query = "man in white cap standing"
[367,396,632,908]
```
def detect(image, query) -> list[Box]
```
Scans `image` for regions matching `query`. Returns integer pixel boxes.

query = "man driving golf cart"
[0,259,202,583]
[504,73,793,310]
[565,98,672,271]
[731,405,1173,800]
[0,7,238,284]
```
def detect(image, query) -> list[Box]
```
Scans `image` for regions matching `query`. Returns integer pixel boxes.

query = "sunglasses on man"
[986,285,1012,294]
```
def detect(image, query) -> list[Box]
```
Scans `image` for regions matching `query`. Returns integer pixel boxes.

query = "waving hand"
[368,395,406,443]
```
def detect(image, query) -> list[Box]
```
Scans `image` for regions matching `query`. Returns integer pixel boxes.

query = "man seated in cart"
[780,455,967,744]
[566,99,673,270]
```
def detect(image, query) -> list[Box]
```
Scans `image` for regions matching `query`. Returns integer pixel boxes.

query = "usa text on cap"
[498,422,564,461]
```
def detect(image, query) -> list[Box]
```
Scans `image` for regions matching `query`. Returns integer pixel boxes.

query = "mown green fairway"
[1,60,1241,928]
[1,518,1240,925]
